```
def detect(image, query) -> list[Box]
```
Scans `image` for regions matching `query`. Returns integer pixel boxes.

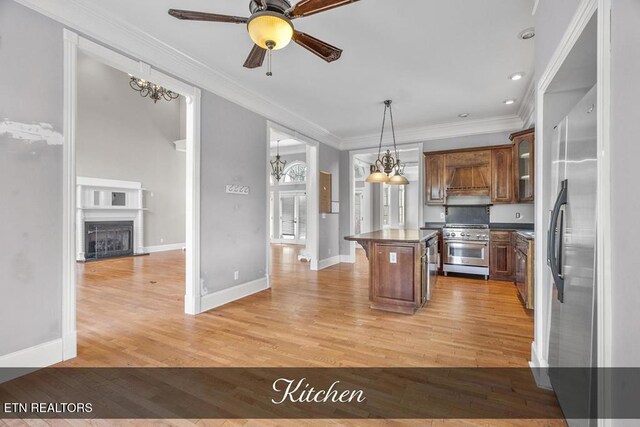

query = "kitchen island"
[345,229,439,314]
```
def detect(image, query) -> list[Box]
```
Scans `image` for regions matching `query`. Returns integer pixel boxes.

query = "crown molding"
[340,115,524,150]
[14,0,342,149]
[517,77,536,127]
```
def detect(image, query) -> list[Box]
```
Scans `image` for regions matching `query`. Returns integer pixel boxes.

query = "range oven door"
[444,240,489,267]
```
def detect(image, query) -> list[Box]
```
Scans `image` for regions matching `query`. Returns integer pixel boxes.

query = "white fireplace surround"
[76,177,145,261]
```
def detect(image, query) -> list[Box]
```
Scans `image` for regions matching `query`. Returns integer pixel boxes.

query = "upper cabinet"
[423,130,535,205]
[424,153,446,205]
[510,128,535,203]
[491,147,514,203]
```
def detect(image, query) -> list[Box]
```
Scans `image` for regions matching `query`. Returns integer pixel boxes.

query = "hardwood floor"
[68,245,535,368]
[26,244,561,426]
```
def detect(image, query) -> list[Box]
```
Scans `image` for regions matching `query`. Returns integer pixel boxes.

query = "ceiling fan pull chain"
[267,49,273,77]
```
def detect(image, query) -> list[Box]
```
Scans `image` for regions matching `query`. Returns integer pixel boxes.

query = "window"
[382,184,390,227]
[282,161,307,184]
[398,185,405,226]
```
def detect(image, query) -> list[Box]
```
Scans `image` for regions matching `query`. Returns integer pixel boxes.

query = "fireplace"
[84,221,134,261]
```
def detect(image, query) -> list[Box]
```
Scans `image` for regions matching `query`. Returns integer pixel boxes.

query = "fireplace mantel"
[76,177,146,261]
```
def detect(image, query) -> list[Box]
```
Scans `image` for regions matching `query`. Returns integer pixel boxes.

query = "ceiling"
[62,0,536,145]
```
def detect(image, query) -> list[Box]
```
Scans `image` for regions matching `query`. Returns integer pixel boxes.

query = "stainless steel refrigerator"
[548,84,598,425]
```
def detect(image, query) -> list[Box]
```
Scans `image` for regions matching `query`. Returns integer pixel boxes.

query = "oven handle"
[444,241,488,246]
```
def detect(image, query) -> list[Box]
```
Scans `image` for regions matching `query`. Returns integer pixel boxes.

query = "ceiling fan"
[168,0,359,76]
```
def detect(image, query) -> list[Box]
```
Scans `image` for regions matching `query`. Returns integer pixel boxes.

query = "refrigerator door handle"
[547,179,568,302]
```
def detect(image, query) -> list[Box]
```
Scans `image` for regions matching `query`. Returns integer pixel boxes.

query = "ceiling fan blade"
[293,31,342,63]
[288,0,360,18]
[243,44,267,69]
[168,9,248,24]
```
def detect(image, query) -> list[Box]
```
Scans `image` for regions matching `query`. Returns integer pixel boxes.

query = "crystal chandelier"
[270,140,287,181]
[366,100,409,185]
[129,76,179,103]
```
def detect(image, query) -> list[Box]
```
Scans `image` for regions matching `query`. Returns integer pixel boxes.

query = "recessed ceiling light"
[509,72,525,81]
[458,113,470,118]
[519,27,535,40]
[504,99,516,105]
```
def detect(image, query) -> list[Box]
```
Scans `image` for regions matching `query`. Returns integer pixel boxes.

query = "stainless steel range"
[442,223,490,280]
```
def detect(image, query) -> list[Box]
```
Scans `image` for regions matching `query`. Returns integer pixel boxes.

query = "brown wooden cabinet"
[514,233,535,309]
[491,147,514,203]
[425,153,446,204]
[510,128,535,203]
[489,231,513,280]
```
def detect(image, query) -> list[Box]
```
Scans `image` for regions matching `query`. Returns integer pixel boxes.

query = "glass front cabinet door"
[510,128,535,203]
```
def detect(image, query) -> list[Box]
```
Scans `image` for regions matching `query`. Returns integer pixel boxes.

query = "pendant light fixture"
[270,139,287,181]
[366,100,409,185]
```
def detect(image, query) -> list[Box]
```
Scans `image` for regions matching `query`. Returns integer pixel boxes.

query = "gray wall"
[200,92,268,293]
[422,131,535,225]
[0,0,64,356]
[610,0,640,367]
[534,0,583,82]
[319,144,341,261]
[339,151,351,255]
[76,53,185,247]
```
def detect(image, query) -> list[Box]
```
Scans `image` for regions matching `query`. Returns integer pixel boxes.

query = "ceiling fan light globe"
[247,12,294,50]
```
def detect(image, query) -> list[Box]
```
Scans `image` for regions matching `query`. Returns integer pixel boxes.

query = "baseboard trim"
[144,243,186,253]
[529,341,552,390]
[200,276,269,312]
[318,255,341,270]
[62,331,77,361]
[0,339,63,369]
[340,254,355,264]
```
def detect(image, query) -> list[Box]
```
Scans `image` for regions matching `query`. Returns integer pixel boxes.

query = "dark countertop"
[345,229,438,243]
[489,222,534,231]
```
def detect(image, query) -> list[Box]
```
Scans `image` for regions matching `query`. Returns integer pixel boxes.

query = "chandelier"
[270,140,287,182]
[129,76,179,103]
[366,100,409,185]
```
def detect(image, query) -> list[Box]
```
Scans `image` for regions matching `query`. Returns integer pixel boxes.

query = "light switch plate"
[390,252,397,263]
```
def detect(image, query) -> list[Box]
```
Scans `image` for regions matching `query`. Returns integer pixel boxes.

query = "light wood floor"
[66,245,535,368]
[18,244,561,426]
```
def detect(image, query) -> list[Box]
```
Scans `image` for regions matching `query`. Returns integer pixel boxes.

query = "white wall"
[0,0,63,357]
[610,0,640,367]
[75,53,185,248]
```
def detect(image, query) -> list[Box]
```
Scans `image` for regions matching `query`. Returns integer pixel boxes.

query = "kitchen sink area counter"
[345,229,439,315]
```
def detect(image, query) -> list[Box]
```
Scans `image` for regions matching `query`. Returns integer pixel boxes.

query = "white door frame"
[61,30,202,360]
[266,122,320,273]
[532,1,611,420]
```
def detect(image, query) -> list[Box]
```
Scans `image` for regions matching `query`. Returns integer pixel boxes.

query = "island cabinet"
[489,231,514,280]
[345,229,438,315]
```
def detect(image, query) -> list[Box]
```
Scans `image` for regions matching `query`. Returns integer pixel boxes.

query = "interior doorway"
[266,124,319,276]
[61,30,201,361]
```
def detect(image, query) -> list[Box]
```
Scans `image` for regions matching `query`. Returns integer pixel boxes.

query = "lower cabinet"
[489,231,513,280]
[370,241,425,315]
[514,234,535,309]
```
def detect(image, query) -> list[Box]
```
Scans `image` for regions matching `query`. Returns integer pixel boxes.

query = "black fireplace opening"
[84,221,134,261]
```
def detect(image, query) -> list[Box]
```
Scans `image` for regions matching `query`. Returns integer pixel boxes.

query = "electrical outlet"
[234,271,239,281]
[516,212,521,219]
[160,238,164,243]
[390,252,397,264]
[328,248,332,255]
[440,212,445,219]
